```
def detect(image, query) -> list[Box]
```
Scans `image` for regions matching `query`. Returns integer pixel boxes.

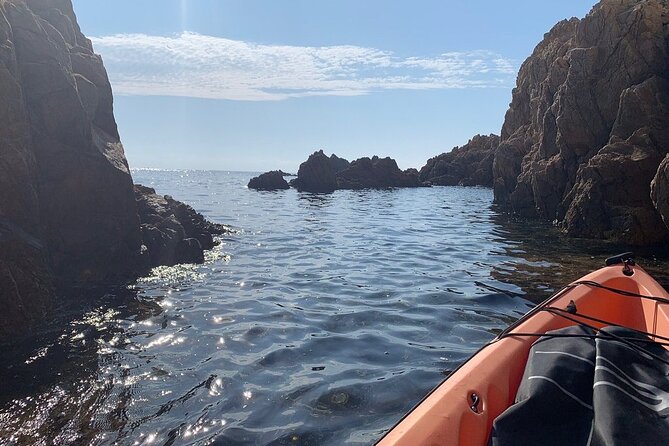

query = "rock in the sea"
[420,134,500,186]
[289,150,424,192]
[248,171,290,190]
[337,156,423,189]
[135,185,229,266]
[492,0,669,245]
[290,150,350,193]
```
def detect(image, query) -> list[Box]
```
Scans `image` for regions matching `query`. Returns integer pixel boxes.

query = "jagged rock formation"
[336,156,423,189]
[285,150,424,192]
[0,0,225,343]
[493,0,669,245]
[248,171,290,190]
[135,185,228,266]
[420,134,500,186]
[290,150,350,193]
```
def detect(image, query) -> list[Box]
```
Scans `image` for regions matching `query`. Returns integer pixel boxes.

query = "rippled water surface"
[1,170,668,445]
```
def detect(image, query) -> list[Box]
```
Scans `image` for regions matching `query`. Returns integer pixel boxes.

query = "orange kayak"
[376,254,669,445]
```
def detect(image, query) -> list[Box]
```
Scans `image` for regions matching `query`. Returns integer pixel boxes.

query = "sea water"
[1,170,666,445]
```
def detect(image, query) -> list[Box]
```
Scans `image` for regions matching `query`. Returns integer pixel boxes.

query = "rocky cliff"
[493,0,669,245]
[0,0,224,343]
[0,0,143,341]
[419,134,500,186]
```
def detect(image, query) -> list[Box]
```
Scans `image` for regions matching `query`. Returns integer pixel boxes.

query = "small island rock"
[248,171,290,190]
[290,150,350,193]
[337,156,423,189]
[286,151,424,192]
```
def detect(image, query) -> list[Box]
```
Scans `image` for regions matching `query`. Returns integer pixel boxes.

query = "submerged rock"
[420,134,500,186]
[491,0,669,245]
[248,171,290,190]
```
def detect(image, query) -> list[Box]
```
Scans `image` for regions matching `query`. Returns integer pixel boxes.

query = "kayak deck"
[377,262,669,445]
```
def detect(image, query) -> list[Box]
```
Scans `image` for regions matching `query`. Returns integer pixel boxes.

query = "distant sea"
[1,170,667,445]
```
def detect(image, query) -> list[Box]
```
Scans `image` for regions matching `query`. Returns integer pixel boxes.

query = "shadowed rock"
[420,134,499,186]
[0,0,142,341]
[248,171,290,190]
[135,185,229,266]
[652,155,669,232]
[0,0,228,344]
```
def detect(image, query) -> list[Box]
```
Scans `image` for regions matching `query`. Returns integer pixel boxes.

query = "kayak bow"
[377,255,669,445]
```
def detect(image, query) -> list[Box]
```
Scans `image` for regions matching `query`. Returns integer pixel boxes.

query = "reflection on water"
[0,171,667,445]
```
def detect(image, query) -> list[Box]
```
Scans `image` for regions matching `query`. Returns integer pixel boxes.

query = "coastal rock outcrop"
[248,171,290,190]
[285,150,424,192]
[0,0,226,343]
[290,150,350,193]
[135,185,229,266]
[420,134,500,186]
[492,0,669,245]
[337,156,423,189]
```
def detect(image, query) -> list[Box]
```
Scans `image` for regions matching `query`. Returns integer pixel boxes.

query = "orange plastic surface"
[376,264,669,446]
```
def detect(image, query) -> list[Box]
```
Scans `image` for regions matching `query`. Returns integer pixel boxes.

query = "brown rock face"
[0,0,136,342]
[420,134,500,186]
[493,0,669,245]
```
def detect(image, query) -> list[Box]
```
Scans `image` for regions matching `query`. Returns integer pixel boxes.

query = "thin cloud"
[90,32,516,101]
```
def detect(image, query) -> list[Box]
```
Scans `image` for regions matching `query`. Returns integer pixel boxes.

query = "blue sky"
[71,0,595,172]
